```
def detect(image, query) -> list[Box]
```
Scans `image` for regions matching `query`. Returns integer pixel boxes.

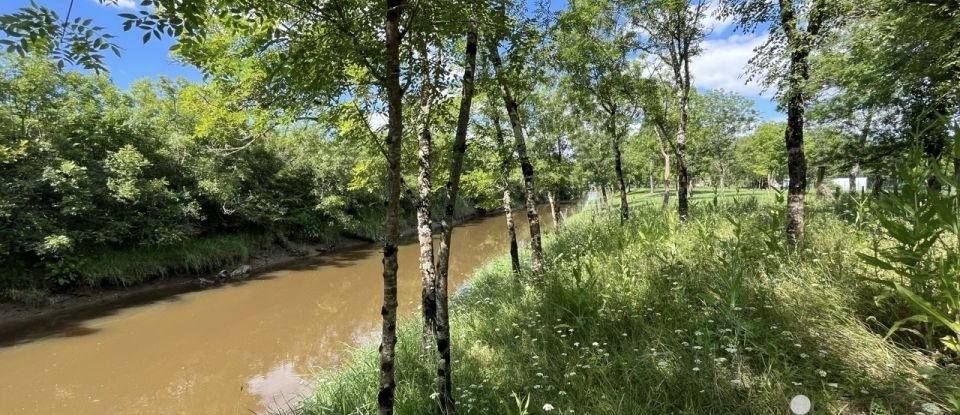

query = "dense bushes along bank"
[299,199,959,414]
[1,55,580,302]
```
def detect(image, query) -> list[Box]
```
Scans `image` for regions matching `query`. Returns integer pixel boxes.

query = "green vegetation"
[2,1,959,414]
[299,197,959,414]
[0,55,505,299]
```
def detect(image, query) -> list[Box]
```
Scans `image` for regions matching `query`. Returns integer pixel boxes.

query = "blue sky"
[2,0,781,121]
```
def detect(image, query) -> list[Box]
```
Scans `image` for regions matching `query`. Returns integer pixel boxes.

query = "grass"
[77,233,270,287]
[297,196,959,415]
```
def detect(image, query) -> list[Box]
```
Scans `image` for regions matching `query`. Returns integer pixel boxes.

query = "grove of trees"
[2,0,958,413]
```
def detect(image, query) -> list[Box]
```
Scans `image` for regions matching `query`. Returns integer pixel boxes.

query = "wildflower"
[694,331,703,336]
[573,342,580,347]
[543,403,555,411]
[558,391,567,396]
[693,345,703,350]
[692,367,700,372]
[592,342,600,347]
[817,370,827,378]
[657,360,668,369]
[827,383,838,388]
[430,392,440,400]
[800,353,809,359]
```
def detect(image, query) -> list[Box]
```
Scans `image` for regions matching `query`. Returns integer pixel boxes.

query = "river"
[0,205,571,414]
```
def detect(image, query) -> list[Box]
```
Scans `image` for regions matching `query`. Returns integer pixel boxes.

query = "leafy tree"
[719,0,844,246]
[553,0,646,222]
[632,0,709,221]
[688,89,757,191]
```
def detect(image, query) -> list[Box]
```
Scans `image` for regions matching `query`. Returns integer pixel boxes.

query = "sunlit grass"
[297,199,959,415]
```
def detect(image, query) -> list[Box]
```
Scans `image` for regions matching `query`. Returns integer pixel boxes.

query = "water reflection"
[0,204,573,414]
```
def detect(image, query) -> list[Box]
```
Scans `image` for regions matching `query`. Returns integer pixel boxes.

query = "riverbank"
[299,200,959,414]
[0,204,525,339]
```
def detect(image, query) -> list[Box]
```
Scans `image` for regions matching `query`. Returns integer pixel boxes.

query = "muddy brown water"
[0,205,574,414]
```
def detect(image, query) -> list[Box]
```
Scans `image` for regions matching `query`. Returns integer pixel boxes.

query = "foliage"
[0,1,119,73]
[0,55,377,292]
[299,200,959,414]
[859,149,960,354]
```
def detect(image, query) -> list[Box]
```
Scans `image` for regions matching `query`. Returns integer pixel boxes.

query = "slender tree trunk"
[432,23,478,415]
[415,42,437,352]
[600,185,609,208]
[655,126,671,207]
[612,130,629,222]
[872,175,884,196]
[378,1,405,413]
[780,0,824,248]
[815,165,826,198]
[675,90,690,222]
[487,39,543,279]
[649,173,655,195]
[492,113,521,277]
[548,191,561,228]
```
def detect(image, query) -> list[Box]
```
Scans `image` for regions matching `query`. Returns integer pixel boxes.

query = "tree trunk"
[780,0,825,248]
[649,173,655,195]
[612,131,629,222]
[848,169,856,193]
[548,191,562,228]
[655,126,671,207]
[815,165,826,198]
[378,1,405,413]
[872,175,884,196]
[675,90,690,222]
[414,41,437,352]
[432,23,478,415]
[492,112,521,277]
[600,185,609,208]
[487,39,543,280]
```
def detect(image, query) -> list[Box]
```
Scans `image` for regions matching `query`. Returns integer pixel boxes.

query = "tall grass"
[77,233,270,287]
[297,200,959,415]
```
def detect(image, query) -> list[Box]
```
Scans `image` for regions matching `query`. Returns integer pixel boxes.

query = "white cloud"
[95,0,137,10]
[700,1,734,34]
[690,32,769,97]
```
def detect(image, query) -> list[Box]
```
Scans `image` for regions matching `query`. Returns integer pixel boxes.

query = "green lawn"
[297,198,958,415]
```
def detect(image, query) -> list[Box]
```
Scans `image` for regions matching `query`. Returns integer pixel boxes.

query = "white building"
[830,177,868,193]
